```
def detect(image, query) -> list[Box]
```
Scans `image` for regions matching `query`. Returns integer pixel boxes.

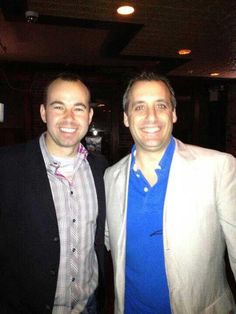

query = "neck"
[45,137,79,158]
[136,150,163,169]
[135,151,160,186]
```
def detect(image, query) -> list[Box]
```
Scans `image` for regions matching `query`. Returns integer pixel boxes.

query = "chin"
[143,143,166,151]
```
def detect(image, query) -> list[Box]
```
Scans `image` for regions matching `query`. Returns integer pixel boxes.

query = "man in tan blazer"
[104,72,236,314]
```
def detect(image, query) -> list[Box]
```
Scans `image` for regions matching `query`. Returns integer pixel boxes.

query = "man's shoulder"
[0,138,40,161]
[174,138,235,169]
[175,138,235,159]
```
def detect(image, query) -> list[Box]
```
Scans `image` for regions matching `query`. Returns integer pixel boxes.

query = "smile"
[60,127,76,133]
[142,127,160,133]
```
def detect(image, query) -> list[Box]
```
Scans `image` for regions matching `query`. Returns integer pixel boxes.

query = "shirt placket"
[69,179,81,309]
[54,170,81,311]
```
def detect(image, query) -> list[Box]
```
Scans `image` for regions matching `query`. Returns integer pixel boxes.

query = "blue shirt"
[125,137,175,314]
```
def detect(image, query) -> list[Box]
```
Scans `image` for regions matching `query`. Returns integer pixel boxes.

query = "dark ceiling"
[0,0,235,79]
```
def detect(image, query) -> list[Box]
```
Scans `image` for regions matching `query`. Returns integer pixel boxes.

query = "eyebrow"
[74,102,88,109]
[155,98,169,103]
[131,98,170,106]
[48,100,64,106]
[48,101,88,108]
[131,100,145,107]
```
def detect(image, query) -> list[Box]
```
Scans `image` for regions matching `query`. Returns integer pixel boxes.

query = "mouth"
[142,127,160,133]
[60,127,77,133]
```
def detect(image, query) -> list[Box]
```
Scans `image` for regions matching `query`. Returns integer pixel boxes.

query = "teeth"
[143,127,160,133]
[60,127,76,133]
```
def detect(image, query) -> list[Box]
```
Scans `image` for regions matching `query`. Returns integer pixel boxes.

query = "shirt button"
[72,219,76,223]
[70,191,73,195]
[72,277,75,282]
[72,248,76,252]
[144,187,148,192]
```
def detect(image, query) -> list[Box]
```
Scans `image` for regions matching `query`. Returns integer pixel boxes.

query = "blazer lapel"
[113,155,131,219]
[23,139,58,225]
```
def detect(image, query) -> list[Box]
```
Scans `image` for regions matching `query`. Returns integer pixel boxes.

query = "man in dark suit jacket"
[0,73,107,314]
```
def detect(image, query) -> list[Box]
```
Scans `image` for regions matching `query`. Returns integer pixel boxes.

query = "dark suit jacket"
[0,138,107,314]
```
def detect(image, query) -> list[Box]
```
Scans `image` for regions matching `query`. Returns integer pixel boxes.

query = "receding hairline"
[44,77,91,106]
[123,79,176,112]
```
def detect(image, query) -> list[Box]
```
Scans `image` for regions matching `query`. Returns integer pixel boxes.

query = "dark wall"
[0,64,234,163]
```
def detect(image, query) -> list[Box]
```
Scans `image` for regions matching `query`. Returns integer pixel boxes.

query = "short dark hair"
[43,72,91,105]
[123,72,177,112]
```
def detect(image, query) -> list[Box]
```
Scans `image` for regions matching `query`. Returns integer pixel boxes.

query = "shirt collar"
[131,136,175,173]
[39,132,88,174]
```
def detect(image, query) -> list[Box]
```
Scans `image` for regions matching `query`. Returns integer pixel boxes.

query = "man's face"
[40,79,93,157]
[124,80,177,157]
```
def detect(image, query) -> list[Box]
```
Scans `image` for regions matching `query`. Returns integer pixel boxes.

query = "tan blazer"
[105,138,236,314]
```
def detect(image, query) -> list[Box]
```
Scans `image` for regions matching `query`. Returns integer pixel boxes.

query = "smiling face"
[124,80,177,158]
[40,79,93,157]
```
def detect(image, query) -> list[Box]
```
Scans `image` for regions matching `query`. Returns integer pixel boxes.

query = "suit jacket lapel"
[23,139,58,225]
[87,153,106,246]
[113,155,131,219]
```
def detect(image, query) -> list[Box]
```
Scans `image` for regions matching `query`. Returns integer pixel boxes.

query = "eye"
[74,107,84,112]
[53,104,64,110]
[74,106,86,113]
[156,103,168,110]
[74,104,87,112]
[133,104,144,111]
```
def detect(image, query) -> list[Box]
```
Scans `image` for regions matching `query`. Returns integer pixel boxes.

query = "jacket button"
[50,269,56,276]
[45,304,51,311]
[53,236,59,242]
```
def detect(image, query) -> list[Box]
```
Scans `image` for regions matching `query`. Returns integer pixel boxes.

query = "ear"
[172,108,177,124]
[123,112,129,128]
[40,104,47,123]
[89,108,94,124]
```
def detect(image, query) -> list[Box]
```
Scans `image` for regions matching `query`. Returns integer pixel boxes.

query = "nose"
[145,106,157,122]
[64,108,75,120]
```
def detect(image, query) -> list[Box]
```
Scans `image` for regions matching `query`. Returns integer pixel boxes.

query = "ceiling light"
[178,49,191,55]
[92,129,98,136]
[210,72,220,77]
[117,6,135,15]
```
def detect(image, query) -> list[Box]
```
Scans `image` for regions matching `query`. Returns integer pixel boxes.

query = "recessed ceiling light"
[210,72,220,77]
[117,5,135,15]
[178,49,191,55]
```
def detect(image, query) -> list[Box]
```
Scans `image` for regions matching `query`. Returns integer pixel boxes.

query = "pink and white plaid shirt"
[40,133,98,314]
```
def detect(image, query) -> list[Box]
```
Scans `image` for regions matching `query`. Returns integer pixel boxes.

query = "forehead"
[47,79,90,101]
[130,80,171,100]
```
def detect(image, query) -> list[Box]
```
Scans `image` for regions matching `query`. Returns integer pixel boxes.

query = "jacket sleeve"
[217,153,236,280]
